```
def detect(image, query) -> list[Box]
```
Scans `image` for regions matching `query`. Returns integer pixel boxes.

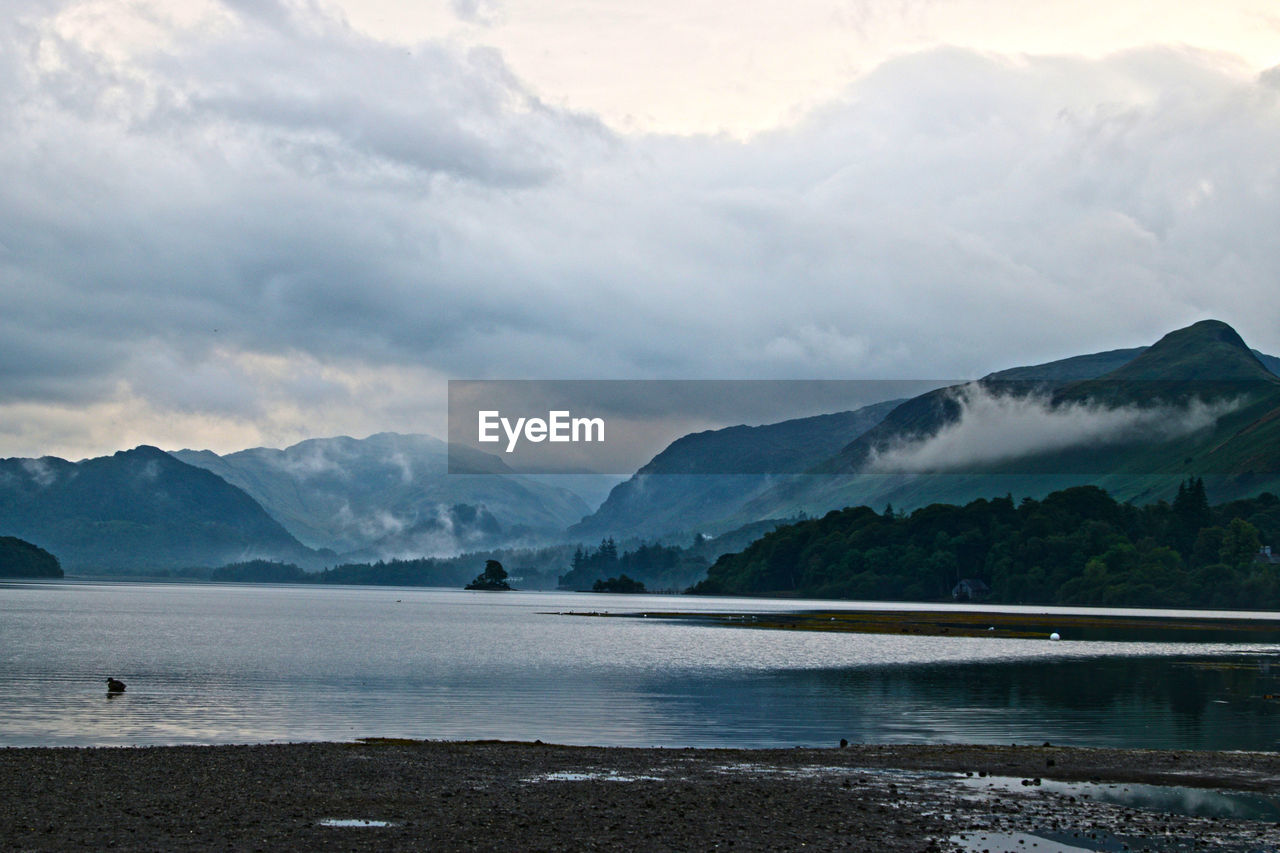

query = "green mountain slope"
[0,446,317,571]
[574,322,1280,541]
[570,401,903,539]
[732,320,1280,523]
[985,347,1147,383]
[985,338,1280,383]
[1095,320,1274,382]
[991,320,1280,480]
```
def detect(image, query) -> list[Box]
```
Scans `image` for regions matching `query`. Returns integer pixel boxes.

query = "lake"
[2,580,1278,750]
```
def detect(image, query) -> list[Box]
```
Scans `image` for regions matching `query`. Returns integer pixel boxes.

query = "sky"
[2,0,1279,460]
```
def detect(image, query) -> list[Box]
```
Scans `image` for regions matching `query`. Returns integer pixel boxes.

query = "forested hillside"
[693,481,1280,608]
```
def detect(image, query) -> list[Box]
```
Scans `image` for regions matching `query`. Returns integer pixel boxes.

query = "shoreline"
[574,606,1280,641]
[5,740,1280,851]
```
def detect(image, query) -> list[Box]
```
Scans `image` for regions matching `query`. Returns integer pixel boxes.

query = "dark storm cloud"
[1,0,1279,454]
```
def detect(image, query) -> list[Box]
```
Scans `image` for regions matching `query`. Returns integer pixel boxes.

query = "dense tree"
[592,574,647,593]
[1172,477,1212,554]
[465,559,512,590]
[559,538,708,591]
[211,560,307,582]
[0,536,62,578]
[692,482,1280,608]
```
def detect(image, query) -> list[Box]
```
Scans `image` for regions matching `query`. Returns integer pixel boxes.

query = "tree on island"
[211,559,307,583]
[592,574,646,594]
[465,559,512,591]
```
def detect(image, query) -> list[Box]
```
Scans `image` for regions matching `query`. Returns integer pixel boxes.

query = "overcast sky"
[2,0,1278,460]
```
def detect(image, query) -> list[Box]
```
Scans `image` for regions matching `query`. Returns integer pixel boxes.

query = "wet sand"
[4,740,1280,851]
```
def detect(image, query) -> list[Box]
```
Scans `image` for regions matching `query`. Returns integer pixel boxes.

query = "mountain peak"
[114,444,172,460]
[1099,319,1276,383]
[1185,318,1249,345]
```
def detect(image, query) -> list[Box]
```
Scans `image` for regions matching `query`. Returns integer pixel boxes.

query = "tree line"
[558,538,708,591]
[692,480,1280,608]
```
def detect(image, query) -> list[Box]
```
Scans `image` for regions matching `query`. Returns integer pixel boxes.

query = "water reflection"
[751,655,1280,750]
[2,581,1279,749]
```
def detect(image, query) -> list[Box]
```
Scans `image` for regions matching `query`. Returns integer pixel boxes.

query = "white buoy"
[1049,632,1061,641]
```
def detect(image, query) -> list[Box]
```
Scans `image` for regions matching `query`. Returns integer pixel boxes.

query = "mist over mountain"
[571,401,902,538]
[0,446,316,571]
[172,433,592,559]
[733,320,1280,523]
[847,321,1277,472]
[8,321,1277,575]
[577,320,1280,541]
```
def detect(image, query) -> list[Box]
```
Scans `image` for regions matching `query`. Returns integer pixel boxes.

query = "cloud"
[387,450,414,484]
[273,443,348,478]
[866,383,1242,473]
[21,458,59,486]
[1,1,1278,459]
[450,0,503,27]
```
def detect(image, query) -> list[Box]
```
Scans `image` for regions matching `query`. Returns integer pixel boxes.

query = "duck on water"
[106,678,126,694]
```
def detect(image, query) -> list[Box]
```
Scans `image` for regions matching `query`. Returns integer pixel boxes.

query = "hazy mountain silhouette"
[173,432,591,558]
[0,446,317,571]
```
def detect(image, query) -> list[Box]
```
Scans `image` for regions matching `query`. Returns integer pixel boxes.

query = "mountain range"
[570,401,902,538]
[171,432,591,559]
[576,320,1280,537]
[3,319,1279,577]
[0,435,595,572]
[0,446,316,571]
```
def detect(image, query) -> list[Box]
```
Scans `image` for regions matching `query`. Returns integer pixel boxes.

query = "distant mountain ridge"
[985,343,1280,384]
[823,321,1279,476]
[172,432,592,559]
[0,446,317,571]
[572,400,902,538]
[577,320,1280,541]
[734,319,1280,522]
[7,320,1278,574]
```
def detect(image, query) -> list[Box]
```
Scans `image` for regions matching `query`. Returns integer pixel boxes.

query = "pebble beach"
[4,740,1280,851]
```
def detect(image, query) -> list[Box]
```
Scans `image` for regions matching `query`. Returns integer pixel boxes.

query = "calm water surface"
[1,581,1278,749]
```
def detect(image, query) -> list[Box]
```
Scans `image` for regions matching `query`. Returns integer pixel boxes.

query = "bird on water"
[106,678,126,693]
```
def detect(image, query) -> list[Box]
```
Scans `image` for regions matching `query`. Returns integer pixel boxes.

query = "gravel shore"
[3,740,1280,851]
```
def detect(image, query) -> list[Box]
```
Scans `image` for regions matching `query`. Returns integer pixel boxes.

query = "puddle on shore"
[712,763,858,777]
[957,774,1280,822]
[317,818,396,827]
[951,830,1100,852]
[948,829,1172,852]
[527,770,664,783]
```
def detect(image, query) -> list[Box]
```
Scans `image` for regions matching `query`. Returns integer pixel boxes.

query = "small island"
[0,536,63,578]
[592,574,647,593]
[464,559,512,591]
